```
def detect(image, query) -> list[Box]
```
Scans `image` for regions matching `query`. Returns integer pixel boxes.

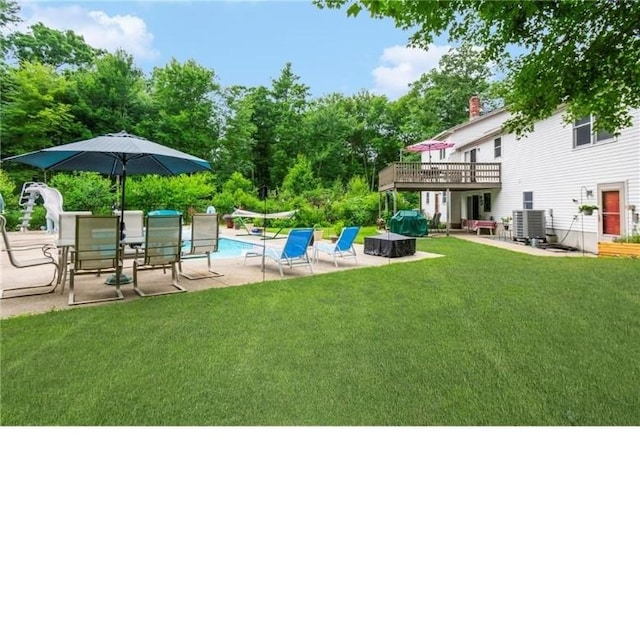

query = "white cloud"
[372,44,451,100]
[19,4,159,62]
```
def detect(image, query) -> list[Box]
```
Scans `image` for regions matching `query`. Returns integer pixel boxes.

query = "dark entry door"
[466,195,480,220]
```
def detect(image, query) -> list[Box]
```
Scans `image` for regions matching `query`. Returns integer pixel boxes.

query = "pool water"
[181,230,254,259]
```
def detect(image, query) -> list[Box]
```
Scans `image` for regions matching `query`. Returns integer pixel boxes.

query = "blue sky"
[16,0,453,99]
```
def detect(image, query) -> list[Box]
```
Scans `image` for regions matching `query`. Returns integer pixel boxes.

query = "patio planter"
[222,214,234,228]
[598,242,640,258]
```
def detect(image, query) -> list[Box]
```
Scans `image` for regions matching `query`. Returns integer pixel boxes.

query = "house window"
[574,115,615,147]
[523,191,533,210]
[483,193,492,212]
[425,192,430,204]
[574,117,591,147]
[596,128,614,142]
[494,137,502,158]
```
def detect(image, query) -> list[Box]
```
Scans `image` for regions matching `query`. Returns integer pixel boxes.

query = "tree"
[71,50,149,136]
[314,0,640,134]
[269,63,311,187]
[0,61,79,157]
[7,22,102,69]
[0,0,20,63]
[342,90,395,189]
[247,86,277,191]
[137,58,221,160]
[281,155,319,198]
[212,86,257,182]
[391,43,503,152]
[410,44,499,132]
[301,93,353,186]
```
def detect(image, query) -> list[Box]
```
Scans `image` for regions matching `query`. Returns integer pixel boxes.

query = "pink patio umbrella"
[405,139,455,162]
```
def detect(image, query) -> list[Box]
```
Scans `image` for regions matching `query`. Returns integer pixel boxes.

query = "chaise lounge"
[313,225,360,267]
[244,227,314,277]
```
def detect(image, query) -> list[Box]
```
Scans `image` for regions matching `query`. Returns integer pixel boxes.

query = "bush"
[28,207,46,230]
[127,172,216,216]
[0,207,46,231]
[1,209,22,231]
[49,172,113,214]
[613,234,640,243]
[0,170,18,212]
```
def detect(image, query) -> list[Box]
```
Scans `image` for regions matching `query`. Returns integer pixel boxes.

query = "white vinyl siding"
[420,106,638,251]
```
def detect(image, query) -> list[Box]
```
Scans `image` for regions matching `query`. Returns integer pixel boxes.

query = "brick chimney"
[469,95,481,119]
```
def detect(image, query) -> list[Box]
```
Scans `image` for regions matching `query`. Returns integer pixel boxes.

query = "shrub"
[127,172,216,216]
[28,207,46,230]
[49,172,113,214]
[613,234,640,243]
[281,155,319,198]
[0,170,18,212]
[1,209,22,231]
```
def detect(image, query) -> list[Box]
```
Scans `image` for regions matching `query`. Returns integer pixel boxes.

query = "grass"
[1,237,638,425]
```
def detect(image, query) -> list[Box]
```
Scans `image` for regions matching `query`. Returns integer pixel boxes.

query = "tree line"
[0,0,500,223]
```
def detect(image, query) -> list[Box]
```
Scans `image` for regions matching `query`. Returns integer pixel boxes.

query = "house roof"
[453,126,505,152]
[431,107,507,140]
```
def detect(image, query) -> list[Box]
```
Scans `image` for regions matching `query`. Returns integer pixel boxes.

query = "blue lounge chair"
[313,225,360,267]
[244,227,314,277]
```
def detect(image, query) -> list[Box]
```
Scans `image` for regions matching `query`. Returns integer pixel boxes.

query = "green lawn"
[1,237,638,425]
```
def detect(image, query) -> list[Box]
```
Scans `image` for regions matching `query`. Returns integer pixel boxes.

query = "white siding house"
[418,102,639,253]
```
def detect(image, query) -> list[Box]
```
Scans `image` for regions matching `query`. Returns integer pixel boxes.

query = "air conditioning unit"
[512,209,545,240]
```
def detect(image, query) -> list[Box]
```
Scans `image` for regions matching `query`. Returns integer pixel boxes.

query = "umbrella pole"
[120,167,126,239]
[106,161,133,285]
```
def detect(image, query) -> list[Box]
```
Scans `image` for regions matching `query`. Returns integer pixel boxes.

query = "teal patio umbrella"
[3,131,212,238]
[3,131,212,283]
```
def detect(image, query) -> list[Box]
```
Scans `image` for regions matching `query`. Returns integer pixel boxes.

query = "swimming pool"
[181,229,255,258]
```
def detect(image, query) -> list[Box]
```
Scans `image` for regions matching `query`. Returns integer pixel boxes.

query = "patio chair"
[115,210,144,243]
[179,213,223,279]
[68,215,124,305]
[57,211,92,291]
[0,215,59,299]
[244,227,314,277]
[118,210,145,264]
[133,213,186,296]
[429,212,442,233]
[313,225,360,267]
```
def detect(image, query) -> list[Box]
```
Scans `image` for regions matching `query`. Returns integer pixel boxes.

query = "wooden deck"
[378,162,502,192]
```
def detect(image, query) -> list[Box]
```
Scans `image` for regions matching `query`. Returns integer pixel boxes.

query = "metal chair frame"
[68,215,124,305]
[0,215,59,299]
[133,214,186,297]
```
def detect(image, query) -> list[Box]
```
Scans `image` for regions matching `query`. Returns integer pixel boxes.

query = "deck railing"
[378,162,501,190]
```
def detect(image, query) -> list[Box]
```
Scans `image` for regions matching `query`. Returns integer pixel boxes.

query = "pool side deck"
[1,227,442,318]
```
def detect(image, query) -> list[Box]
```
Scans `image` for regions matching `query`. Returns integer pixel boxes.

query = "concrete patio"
[1,223,595,319]
[1,226,442,318]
